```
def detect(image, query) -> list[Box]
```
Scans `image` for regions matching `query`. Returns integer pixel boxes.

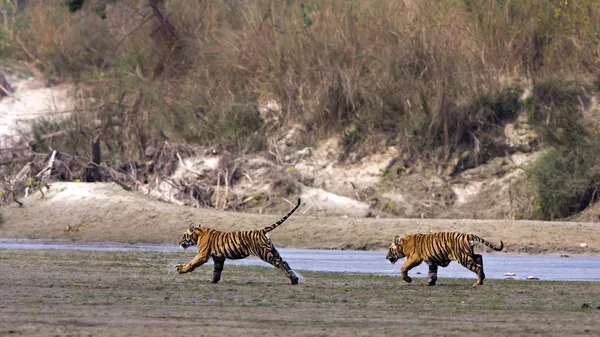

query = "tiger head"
[386,236,405,264]
[179,223,201,249]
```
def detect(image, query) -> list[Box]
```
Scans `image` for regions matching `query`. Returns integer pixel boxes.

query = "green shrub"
[529,142,600,220]
[526,77,600,219]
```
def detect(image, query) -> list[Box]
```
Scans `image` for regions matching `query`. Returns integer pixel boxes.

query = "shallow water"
[1,238,599,281]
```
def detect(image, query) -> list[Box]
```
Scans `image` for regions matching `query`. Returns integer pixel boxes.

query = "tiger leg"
[458,254,485,286]
[425,260,438,286]
[211,256,226,283]
[399,256,422,283]
[260,244,299,285]
[473,254,485,285]
[176,253,209,274]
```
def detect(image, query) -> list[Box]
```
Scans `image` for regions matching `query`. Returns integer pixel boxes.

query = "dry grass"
[4,1,600,219]
[3,0,599,158]
[1,249,599,336]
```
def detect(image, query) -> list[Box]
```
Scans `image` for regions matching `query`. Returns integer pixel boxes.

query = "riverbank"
[0,182,598,255]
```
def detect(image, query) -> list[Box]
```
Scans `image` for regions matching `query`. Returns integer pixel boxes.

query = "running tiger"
[386,232,504,286]
[176,198,301,285]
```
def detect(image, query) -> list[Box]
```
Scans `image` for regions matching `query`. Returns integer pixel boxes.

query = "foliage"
[526,77,600,219]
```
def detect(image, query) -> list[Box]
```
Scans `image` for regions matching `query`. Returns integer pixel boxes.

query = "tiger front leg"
[399,257,422,284]
[176,253,209,274]
[211,256,226,283]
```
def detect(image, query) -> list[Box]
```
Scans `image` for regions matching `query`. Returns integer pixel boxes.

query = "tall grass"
[4,0,600,161]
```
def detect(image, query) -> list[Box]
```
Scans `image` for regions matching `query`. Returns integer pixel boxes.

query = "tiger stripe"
[386,232,503,286]
[176,198,301,284]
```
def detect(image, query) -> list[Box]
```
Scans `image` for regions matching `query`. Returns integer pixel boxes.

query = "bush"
[529,142,600,220]
[526,77,600,219]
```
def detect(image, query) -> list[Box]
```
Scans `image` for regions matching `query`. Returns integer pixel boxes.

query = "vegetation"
[2,0,600,218]
[526,78,600,220]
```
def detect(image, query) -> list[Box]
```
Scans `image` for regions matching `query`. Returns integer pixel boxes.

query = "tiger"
[386,232,504,286]
[176,198,302,285]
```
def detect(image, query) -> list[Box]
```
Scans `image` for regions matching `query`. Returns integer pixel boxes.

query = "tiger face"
[179,223,199,250]
[386,236,405,264]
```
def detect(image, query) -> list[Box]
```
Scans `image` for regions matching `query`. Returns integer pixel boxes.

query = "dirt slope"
[0,65,74,150]
[0,182,597,255]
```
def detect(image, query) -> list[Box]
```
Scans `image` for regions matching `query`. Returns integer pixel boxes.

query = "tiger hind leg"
[459,254,485,286]
[425,261,438,286]
[211,256,226,284]
[473,254,485,286]
[260,245,299,285]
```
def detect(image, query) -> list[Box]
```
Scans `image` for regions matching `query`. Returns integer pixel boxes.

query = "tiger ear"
[189,223,196,231]
[394,236,401,244]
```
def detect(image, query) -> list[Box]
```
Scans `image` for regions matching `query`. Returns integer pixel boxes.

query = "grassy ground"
[1,249,599,336]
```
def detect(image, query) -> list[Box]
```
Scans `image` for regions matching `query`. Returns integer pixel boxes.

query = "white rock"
[580,243,588,248]
[527,276,539,280]
[503,272,516,276]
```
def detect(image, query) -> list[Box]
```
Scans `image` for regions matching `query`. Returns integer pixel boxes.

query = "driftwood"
[0,140,255,212]
[0,70,12,97]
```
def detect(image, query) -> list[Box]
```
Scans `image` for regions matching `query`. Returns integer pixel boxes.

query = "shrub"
[526,77,600,219]
[529,142,600,220]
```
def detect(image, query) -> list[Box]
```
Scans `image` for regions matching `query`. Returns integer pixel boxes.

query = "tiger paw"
[175,264,188,274]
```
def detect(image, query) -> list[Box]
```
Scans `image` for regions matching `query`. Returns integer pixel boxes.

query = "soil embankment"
[1,182,597,255]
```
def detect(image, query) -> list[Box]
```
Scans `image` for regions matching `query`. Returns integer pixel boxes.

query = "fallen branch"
[113,179,133,191]
[176,152,204,177]
[36,150,56,179]
[15,34,44,67]
[0,83,12,96]
[280,197,294,207]
[29,130,69,147]
[35,166,51,178]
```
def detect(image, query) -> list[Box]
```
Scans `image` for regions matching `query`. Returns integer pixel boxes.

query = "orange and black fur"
[176,198,301,284]
[386,232,503,286]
